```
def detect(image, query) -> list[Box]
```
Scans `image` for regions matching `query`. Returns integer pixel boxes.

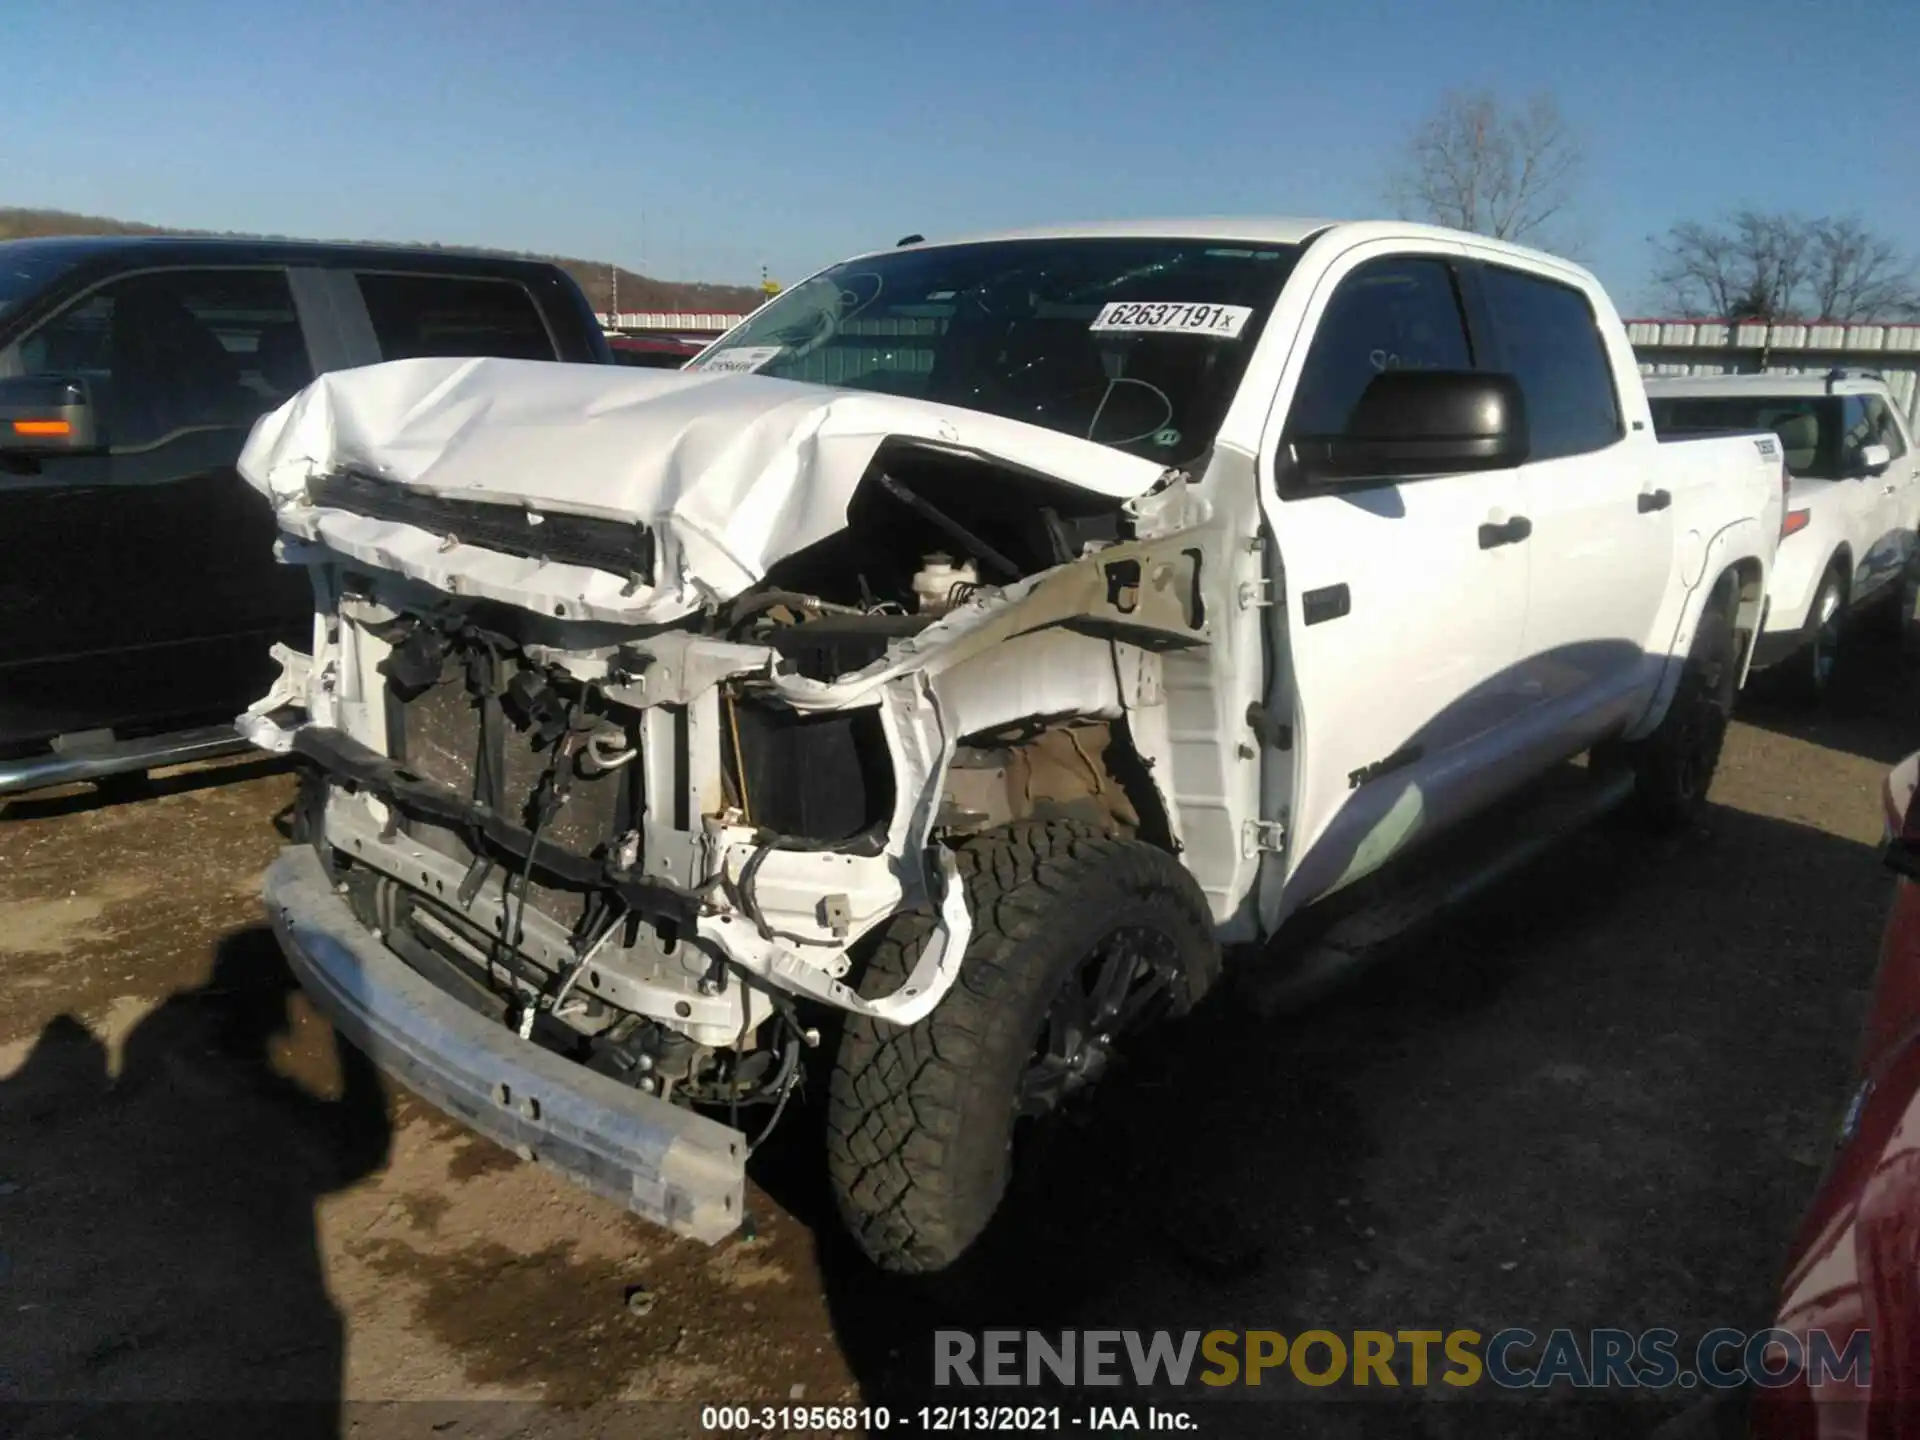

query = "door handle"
[1885,484,1899,496]
[1478,516,1532,549]
[1637,489,1672,513]
[1301,583,1350,626]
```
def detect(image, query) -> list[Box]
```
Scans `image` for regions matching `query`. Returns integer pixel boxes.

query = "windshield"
[689,237,1304,464]
[1649,394,1846,479]
[0,250,81,319]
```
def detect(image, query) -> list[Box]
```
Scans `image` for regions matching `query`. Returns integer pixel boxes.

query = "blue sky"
[6,0,1916,311]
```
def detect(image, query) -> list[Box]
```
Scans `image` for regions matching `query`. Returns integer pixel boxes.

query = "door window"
[1477,266,1623,462]
[355,272,557,361]
[1286,256,1475,449]
[1862,395,1910,461]
[2,268,311,451]
[1837,395,1877,471]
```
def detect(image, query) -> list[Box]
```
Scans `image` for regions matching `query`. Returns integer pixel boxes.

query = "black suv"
[0,236,612,797]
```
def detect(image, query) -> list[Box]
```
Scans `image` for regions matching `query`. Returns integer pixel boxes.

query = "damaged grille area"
[381,627,640,930]
[311,468,655,583]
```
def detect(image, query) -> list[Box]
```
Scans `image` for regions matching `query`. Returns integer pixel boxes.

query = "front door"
[0,267,316,744]
[1254,247,1529,924]
[1858,393,1917,590]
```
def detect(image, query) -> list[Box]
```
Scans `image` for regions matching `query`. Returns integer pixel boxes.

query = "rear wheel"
[1896,549,1920,661]
[1874,553,1916,638]
[826,821,1219,1275]
[1619,576,1739,832]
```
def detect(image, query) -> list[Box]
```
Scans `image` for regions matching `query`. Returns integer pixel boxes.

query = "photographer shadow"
[0,926,391,1438]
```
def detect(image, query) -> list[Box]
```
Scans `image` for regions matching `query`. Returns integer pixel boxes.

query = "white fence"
[1628,319,1920,425]
[597,312,745,335]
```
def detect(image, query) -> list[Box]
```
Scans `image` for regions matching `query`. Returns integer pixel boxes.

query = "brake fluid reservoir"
[912,554,979,615]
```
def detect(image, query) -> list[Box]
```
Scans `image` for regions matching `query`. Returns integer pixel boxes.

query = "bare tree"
[1806,216,1920,321]
[1649,210,1919,322]
[1387,89,1585,249]
[1649,211,1810,322]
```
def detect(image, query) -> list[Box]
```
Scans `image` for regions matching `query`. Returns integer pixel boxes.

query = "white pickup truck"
[239,219,1785,1275]
[1647,369,1920,700]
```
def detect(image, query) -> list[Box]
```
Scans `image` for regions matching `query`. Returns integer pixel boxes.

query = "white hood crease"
[238,356,1167,625]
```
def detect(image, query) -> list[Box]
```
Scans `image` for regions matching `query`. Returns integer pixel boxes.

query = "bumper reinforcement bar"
[266,844,745,1243]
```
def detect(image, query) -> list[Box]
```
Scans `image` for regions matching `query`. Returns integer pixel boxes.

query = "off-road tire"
[1619,577,1739,833]
[826,821,1220,1275]
[1875,549,1917,640]
[1780,565,1847,704]
[1895,548,1920,660]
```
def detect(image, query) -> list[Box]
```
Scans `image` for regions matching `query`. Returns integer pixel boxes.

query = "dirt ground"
[0,634,1911,1439]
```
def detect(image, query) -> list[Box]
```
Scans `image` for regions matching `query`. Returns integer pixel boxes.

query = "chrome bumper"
[264,845,745,1244]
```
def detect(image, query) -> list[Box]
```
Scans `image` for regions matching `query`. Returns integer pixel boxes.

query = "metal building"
[1628,319,1920,425]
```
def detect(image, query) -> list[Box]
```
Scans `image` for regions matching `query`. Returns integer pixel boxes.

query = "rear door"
[1256,245,1530,915]
[1470,259,1674,739]
[0,266,315,742]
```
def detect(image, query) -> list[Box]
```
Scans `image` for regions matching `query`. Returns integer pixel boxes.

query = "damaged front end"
[242,359,1239,1243]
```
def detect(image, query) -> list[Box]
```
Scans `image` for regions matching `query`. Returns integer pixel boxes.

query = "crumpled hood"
[238,355,1167,624]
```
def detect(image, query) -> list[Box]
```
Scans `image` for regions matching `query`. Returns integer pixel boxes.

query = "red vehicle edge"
[605,333,704,368]
[1751,750,1920,1436]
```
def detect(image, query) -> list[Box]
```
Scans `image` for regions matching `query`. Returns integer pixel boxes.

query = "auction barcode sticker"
[1089,302,1253,338]
[691,345,783,375]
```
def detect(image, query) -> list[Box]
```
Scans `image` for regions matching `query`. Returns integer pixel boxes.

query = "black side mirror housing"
[1290,369,1529,485]
[0,374,104,454]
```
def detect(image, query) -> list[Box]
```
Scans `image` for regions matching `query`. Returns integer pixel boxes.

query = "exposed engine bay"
[239,356,1268,1142]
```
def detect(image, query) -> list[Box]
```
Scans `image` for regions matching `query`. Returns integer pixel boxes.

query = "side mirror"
[0,374,103,454]
[1290,369,1529,485]
[1857,442,1893,476]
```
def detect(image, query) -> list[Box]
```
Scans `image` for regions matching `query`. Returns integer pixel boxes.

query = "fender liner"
[1625,518,1769,743]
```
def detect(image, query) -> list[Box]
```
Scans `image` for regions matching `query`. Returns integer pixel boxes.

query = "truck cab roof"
[848,217,1603,286]
[0,233,608,367]
[1645,369,1897,400]
[0,232,580,281]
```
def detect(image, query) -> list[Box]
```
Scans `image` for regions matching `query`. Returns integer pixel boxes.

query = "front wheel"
[1782,567,1847,703]
[1618,577,1739,833]
[826,822,1220,1275]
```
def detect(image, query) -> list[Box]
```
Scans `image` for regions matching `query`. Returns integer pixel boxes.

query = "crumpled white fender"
[697,672,976,1027]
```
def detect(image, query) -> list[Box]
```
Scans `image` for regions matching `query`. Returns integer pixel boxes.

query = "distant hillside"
[0,206,763,315]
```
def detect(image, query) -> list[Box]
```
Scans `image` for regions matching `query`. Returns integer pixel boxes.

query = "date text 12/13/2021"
[700,1404,1200,1432]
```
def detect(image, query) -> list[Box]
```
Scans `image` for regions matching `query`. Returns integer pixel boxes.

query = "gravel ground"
[0,635,1910,1439]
